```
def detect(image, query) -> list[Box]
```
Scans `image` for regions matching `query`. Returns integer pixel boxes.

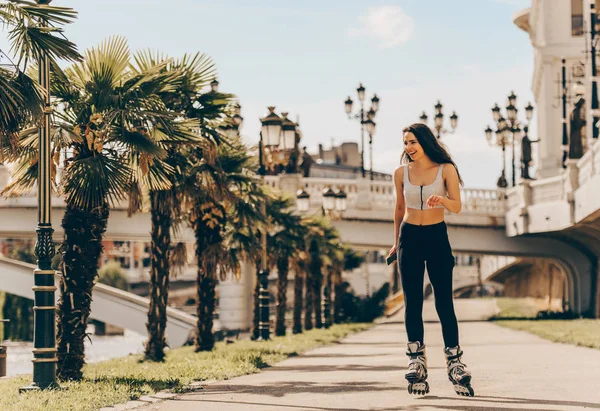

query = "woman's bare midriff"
[404,207,445,226]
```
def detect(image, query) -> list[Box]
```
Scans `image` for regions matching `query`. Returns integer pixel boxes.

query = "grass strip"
[0,323,371,411]
[493,319,600,350]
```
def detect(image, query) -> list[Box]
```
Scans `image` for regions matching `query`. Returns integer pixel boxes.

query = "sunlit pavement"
[146,299,600,410]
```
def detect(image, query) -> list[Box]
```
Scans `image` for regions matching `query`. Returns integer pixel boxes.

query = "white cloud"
[348,6,415,49]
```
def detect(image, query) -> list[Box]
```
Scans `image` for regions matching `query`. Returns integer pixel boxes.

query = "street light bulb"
[345,96,353,114]
[485,125,493,143]
[296,189,310,213]
[435,113,443,129]
[210,79,219,92]
[335,189,347,212]
[435,100,443,115]
[508,90,517,106]
[506,104,517,122]
[365,118,376,136]
[450,111,458,130]
[357,83,366,101]
[419,112,428,124]
[280,112,296,150]
[525,102,534,121]
[322,187,336,211]
[371,94,380,112]
[498,117,507,130]
[491,103,501,122]
[495,129,504,147]
[367,109,375,120]
[260,106,282,147]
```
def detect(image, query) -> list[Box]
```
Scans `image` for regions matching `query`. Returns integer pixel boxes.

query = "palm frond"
[61,154,131,209]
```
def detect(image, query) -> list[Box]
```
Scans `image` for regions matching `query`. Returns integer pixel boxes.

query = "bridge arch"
[0,257,196,347]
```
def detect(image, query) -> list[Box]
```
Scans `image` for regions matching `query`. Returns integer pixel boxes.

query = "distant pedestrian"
[387,123,474,397]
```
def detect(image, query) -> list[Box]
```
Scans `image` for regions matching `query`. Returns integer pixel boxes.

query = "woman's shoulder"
[393,165,406,181]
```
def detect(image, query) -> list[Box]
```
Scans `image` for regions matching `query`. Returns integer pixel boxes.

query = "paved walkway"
[146,299,600,411]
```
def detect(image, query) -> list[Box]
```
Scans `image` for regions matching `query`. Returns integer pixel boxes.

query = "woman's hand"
[426,195,445,208]
[388,244,398,257]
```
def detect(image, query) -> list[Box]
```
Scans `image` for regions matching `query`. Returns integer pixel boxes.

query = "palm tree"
[0,1,80,151]
[129,51,224,361]
[188,135,264,351]
[266,196,307,336]
[3,36,197,380]
[291,246,308,334]
[334,246,364,323]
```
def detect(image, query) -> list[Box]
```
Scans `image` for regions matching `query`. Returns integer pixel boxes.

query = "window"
[572,0,584,37]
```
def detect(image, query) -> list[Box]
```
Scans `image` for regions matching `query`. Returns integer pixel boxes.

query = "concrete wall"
[502,259,567,308]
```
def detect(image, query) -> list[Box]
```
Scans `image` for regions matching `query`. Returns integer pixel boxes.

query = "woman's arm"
[392,166,406,245]
[440,164,462,213]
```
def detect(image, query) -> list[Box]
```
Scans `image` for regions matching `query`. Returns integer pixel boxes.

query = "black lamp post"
[419,100,458,138]
[590,3,599,139]
[487,91,534,186]
[21,0,60,392]
[345,84,379,179]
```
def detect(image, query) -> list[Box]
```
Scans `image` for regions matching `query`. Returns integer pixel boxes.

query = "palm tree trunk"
[304,268,313,331]
[323,270,332,328]
[313,272,323,329]
[195,261,216,351]
[251,263,260,340]
[292,270,303,334]
[56,202,109,381]
[334,272,344,324]
[144,190,172,362]
[275,256,289,336]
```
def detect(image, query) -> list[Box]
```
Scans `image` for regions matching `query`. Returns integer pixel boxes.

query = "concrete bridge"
[1,154,599,318]
[0,256,196,347]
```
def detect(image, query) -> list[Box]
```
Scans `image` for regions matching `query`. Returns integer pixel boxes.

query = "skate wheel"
[454,383,474,397]
[408,381,429,395]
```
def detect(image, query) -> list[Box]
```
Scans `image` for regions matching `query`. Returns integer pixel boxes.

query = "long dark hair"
[402,123,464,186]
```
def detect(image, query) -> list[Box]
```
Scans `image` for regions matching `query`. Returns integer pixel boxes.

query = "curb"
[99,380,218,411]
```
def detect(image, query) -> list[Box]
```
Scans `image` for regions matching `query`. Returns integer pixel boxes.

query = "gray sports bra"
[403,164,447,210]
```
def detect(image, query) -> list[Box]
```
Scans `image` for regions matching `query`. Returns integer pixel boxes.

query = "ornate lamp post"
[419,100,458,138]
[487,92,534,187]
[344,84,380,178]
[21,0,60,392]
[256,106,300,340]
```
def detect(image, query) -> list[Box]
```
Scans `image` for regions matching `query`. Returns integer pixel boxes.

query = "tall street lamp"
[487,92,534,187]
[295,187,347,329]
[257,106,301,340]
[345,84,380,179]
[590,3,599,139]
[419,100,458,138]
[21,0,60,392]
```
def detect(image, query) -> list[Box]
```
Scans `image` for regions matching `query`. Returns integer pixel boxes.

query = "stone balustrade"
[266,174,507,217]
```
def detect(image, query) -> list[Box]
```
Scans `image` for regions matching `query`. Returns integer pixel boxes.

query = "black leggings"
[396,221,459,348]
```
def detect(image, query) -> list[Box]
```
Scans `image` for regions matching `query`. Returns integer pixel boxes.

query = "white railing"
[530,174,566,203]
[460,188,506,214]
[577,149,594,187]
[267,175,507,216]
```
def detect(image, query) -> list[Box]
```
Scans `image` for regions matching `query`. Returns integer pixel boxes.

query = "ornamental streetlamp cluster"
[344,83,380,180]
[259,107,301,175]
[295,186,347,217]
[419,100,458,138]
[485,91,534,188]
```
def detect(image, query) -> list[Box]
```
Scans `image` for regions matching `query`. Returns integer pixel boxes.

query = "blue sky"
[0,0,535,188]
